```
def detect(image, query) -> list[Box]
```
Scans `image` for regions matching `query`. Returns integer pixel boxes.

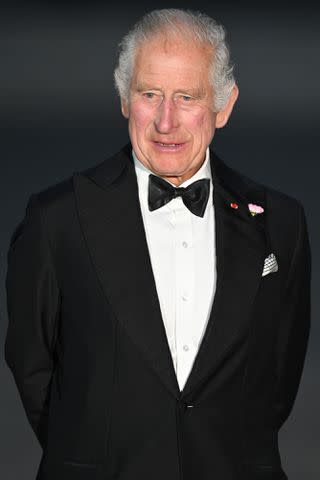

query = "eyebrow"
[178,89,205,97]
[134,83,205,97]
[134,83,161,92]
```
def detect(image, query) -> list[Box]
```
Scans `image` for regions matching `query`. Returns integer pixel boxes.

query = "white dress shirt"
[132,148,217,391]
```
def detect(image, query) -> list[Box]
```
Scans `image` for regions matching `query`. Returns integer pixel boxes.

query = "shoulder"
[225,161,308,252]
[31,143,132,211]
[225,159,305,217]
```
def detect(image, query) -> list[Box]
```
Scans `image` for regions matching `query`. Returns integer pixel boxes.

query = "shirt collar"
[132,147,212,209]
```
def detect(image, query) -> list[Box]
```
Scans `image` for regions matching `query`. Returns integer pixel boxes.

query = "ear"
[121,97,129,119]
[215,84,239,129]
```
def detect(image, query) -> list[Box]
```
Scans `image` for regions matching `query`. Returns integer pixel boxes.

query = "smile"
[153,141,186,151]
[158,143,179,146]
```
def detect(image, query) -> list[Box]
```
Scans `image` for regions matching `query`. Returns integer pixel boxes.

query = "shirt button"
[182,241,188,248]
[183,344,189,351]
[181,292,188,301]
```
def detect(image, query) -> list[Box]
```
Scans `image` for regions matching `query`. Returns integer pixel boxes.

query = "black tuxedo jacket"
[5,143,311,480]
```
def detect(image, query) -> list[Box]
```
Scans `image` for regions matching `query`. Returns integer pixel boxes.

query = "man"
[5,8,311,480]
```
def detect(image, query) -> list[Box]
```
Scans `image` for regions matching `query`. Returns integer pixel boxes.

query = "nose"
[154,97,179,133]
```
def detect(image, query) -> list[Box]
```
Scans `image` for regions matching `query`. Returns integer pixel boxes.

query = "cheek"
[129,103,154,130]
[181,109,216,139]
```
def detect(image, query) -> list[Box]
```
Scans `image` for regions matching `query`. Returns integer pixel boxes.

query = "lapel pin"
[248,203,264,217]
[230,202,239,209]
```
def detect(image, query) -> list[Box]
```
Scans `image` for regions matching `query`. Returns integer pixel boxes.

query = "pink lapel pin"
[248,203,264,216]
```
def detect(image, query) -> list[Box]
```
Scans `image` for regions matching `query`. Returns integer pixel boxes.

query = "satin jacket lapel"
[181,152,269,399]
[74,144,181,400]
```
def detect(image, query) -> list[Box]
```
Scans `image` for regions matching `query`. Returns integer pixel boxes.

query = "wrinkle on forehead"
[133,37,214,80]
[139,28,214,57]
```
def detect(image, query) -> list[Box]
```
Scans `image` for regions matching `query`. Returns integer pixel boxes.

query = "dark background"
[0,1,319,478]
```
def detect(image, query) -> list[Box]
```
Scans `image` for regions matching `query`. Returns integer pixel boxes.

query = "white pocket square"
[262,253,278,277]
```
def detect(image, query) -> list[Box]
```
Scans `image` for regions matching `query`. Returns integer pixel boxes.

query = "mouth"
[152,141,186,151]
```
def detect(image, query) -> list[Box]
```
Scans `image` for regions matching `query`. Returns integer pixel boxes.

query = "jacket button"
[177,401,194,410]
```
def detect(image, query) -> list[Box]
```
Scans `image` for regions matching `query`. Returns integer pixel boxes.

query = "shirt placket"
[172,198,195,390]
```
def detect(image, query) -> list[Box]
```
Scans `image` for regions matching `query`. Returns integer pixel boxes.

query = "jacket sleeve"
[273,202,312,430]
[5,193,61,450]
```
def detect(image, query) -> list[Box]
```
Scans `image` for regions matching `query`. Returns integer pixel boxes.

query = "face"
[121,34,238,186]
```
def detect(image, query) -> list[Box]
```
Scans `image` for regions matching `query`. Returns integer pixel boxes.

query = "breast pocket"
[261,253,279,277]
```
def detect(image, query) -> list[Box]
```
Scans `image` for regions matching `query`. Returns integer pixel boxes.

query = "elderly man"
[5,8,311,480]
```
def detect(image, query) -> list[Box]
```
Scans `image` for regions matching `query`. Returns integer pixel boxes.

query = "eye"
[143,92,156,99]
[181,95,192,102]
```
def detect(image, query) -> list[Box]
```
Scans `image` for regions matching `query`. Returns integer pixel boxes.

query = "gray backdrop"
[1,1,319,478]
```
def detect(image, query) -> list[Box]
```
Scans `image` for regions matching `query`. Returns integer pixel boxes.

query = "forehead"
[132,34,213,89]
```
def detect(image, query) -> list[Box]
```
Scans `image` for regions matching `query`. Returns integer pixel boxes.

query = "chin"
[150,159,188,175]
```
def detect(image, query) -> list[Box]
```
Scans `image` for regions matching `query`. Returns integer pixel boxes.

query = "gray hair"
[113,8,236,112]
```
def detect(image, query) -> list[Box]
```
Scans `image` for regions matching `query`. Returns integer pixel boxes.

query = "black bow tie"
[148,174,210,217]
